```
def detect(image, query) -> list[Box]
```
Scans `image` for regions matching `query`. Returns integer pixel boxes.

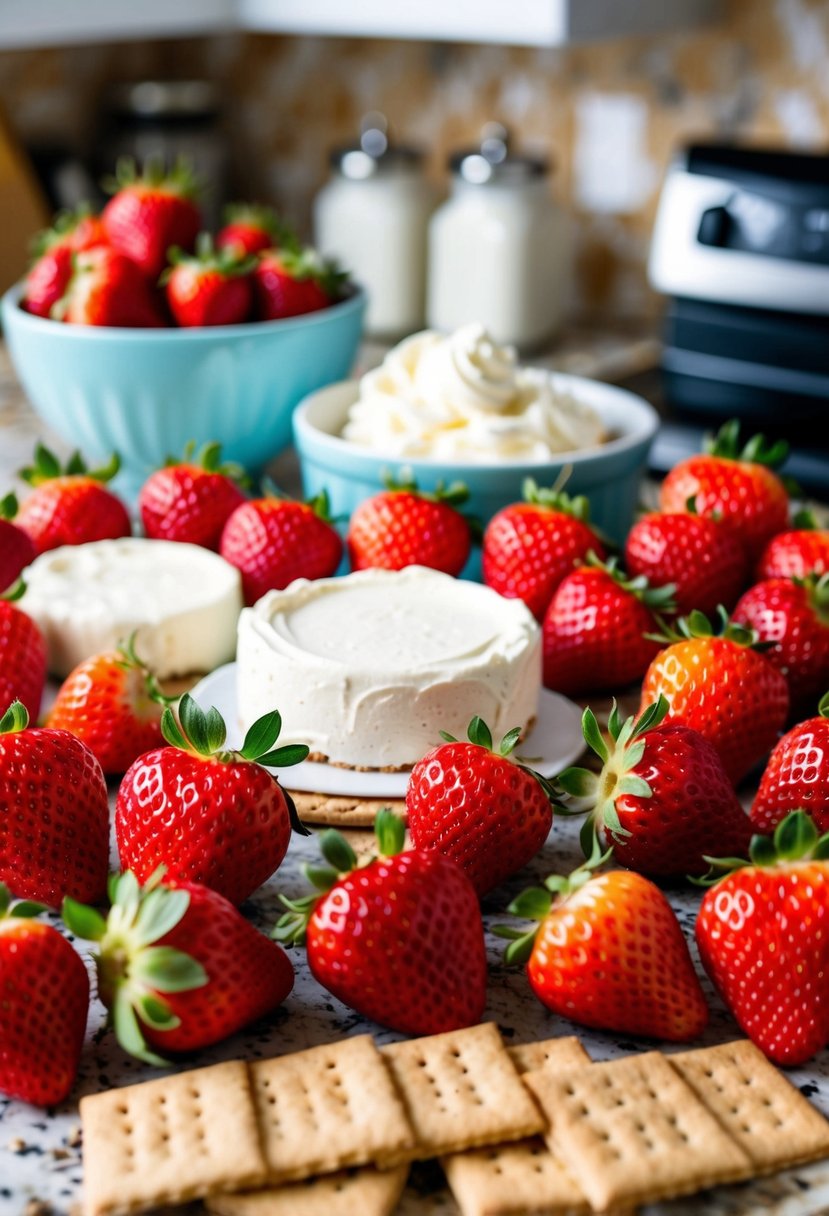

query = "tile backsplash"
[1,0,826,321]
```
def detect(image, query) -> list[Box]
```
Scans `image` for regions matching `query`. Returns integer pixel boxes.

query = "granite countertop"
[2,338,829,1216]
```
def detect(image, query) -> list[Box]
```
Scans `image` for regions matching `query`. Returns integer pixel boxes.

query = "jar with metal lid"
[427,125,569,351]
[313,114,436,339]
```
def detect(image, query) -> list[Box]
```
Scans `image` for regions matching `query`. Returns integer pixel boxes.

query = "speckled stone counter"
[3,341,829,1216]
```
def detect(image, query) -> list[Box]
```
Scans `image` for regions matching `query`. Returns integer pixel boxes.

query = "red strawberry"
[253,246,345,320]
[497,839,708,1042]
[0,885,89,1106]
[102,158,201,280]
[15,444,131,555]
[116,694,308,905]
[751,692,829,834]
[347,478,472,576]
[696,810,829,1064]
[0,701,109,905]
[733,574,829,711]
[138,441,247,549]
[556,698,751,877]
[64,870,293,1062]
[659,420,789,561]
[220,491,343,606]
[0,493,36,592]
[23,208,108,319]
[0,585,47,722]
[624,508,748,617]
[542,555,675,695]
[164,234,254,327]
[482,481,606,620]
[216,204,296,258]
[275,810,486,1036]
[55,246,164,327]
[757,521,829,581]
[406,717,553,897]
[32,206,107,257]
[639,610,790,784]
[47,636,167,775]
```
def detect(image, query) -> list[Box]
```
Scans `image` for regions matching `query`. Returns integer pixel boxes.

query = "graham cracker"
[442,1136,591,1216]
[205,1164,409,1216]
[381,1023,544,1160]
[81,1060,266,1216]
[507,1036,591,1076]
[250,1034,415,1184]
[289,790,407,827]
[524,1052,753,1211]
[670,1039,829,1175]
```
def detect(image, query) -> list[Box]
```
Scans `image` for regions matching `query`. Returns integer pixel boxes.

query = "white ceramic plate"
[190,662,586,798]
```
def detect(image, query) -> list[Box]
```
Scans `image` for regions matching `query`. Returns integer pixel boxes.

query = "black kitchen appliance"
[647,143,829,494]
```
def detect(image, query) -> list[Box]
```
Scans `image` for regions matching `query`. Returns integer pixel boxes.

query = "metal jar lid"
[330,112,424,180]
[449,123,549,184]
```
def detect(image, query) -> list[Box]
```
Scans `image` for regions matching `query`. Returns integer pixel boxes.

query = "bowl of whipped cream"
[293,323,658,546]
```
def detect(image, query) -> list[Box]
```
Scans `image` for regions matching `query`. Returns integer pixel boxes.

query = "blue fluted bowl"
[294,375,659,565]
[1,284,366,499]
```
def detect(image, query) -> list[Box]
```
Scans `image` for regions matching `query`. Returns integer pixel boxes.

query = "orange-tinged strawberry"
[347,477,473,577]
[15,444,131,555]
[696,810,829,1065]
[497,839,708,1042]
[751,693,829,835]
[47,636,168,775]
[138,441,247,550]
[102,157,201,280]
[0,885,89,1106]
[659,420,789,561]
[64,870,293,1063]
[115,694,308,905]
[0,585,47,722]
[274,810,487,1036]
[640,609,789,784]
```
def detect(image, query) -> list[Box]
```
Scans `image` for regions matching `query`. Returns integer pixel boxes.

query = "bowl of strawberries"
[1,163,365,498]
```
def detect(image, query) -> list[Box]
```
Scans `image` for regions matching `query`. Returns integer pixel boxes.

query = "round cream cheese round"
[236,566,541,769]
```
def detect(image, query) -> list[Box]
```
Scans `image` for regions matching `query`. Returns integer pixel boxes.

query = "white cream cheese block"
[21,537,243,679]
[236,565,541,769]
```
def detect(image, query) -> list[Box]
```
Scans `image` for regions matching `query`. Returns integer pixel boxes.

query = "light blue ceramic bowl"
[294,375,659,559]
[1,284,365,499]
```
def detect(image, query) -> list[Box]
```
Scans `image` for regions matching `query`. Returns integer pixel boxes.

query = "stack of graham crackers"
[80,1024,829,1216]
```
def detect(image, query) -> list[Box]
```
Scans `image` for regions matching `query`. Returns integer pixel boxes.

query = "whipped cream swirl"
[342,324,606,461]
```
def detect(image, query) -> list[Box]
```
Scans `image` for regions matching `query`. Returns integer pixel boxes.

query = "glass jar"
[314,115,436,339]
[427,126,569,351]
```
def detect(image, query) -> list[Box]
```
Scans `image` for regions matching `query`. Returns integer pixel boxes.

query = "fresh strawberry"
[47,636,168,776]
[497,838,708,1042]
[347,478,472,576]
[757,519,829,581]
[659,420,789,561]
[253,246,345,321]
[406,717,553,897]
[542,554,675,695]
[555,697,751,877]
[23,208,108,319]
[54,246,164,327]
[482,481,606,620]
[639,610,790,784]
[0,584,47,722]
[220,491,343,605]
[116,694,308,905]
[164,234,254,327]
[274,810,486,1036]
[0,493,36,591]
[697,810,829,1064]
[0,885,89,1106]
[751,692,829,834]
[216,204,296,258]
[624,508,748,617]
[733,574,829,711]
[64,869,293,1062]
[102,157,201,280]
[0,701,109,905]
[15,444,131,555]
[138,441,247,549]
[31,206,107,257]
